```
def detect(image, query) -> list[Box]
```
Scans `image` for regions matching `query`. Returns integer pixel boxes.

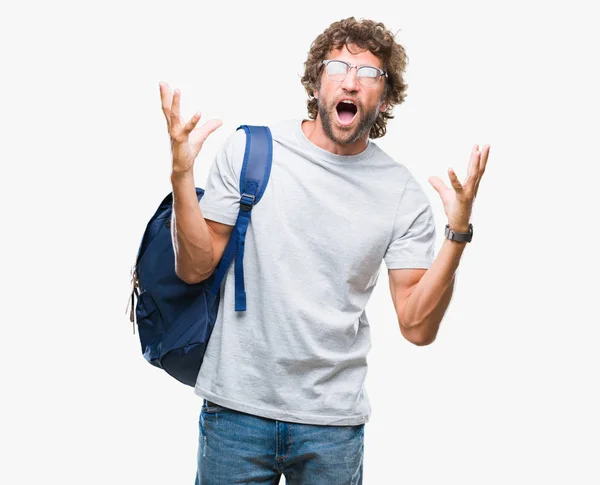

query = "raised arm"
[159,82,233,284]
[390,144,490,345]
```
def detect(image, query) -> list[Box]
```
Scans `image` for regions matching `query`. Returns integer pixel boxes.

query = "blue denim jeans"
[195,399,364,484]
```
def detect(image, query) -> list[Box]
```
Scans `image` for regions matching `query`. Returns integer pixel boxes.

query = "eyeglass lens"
[325,61,381,86]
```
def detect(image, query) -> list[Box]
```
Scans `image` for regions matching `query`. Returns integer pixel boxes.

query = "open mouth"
[335,99,358,126]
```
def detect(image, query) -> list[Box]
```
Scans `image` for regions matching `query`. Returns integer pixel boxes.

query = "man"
[160,16,490,485]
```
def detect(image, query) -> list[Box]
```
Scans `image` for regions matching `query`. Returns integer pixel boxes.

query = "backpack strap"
[208,125,273,311]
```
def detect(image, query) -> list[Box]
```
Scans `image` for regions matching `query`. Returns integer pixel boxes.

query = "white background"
[2,0,599,483]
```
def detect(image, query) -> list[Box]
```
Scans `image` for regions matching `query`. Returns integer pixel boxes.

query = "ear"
[313,89,319,100]
[379,102,388,112]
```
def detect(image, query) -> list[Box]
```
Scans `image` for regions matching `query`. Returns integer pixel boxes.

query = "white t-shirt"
[195,119,436,425]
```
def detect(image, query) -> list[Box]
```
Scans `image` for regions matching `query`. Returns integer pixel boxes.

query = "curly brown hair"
[301,17,408,139]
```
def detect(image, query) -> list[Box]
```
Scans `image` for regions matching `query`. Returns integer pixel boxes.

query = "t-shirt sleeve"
[198,129,248,226]
[384,175,436,269]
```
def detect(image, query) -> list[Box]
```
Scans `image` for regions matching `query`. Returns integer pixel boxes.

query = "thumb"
[190,118,223,149]
[428,176,448,196]
[196,119,223,145]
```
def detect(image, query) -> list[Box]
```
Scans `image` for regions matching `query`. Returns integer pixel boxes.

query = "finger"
[170,88,182,127]
[474,145,491,192]
[428,175,449,196]
[478,144,491,175]
[472,145,490,191]
[182,112,202,136]
[466,145,481,190]
[467,144,479,180]
[194,119,224,145]
[159,81,173,128]
[448,168,464,192]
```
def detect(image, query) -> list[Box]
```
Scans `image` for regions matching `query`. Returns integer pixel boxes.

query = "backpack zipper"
[126,266,140,334]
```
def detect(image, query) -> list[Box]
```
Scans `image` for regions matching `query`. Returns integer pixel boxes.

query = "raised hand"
[428,144,490,232]
[159,82,223,175]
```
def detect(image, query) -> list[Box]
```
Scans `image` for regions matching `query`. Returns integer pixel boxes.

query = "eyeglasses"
[322,60,387,87]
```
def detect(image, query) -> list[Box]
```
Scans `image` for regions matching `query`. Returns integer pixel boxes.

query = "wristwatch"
[444,223,473,243]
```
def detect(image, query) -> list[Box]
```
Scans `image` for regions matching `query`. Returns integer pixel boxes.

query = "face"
[315,44,388,145]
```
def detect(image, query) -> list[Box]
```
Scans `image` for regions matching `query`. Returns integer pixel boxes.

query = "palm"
[436,186,456,214]
[159,82,222,174]
[171,123,217,168]
[428,144,490,228]
[188,124,216,156]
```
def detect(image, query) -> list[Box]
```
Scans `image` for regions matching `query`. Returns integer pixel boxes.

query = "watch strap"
[444,223,473,243]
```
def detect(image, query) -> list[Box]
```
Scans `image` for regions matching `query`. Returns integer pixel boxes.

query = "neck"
[301,118,369,156]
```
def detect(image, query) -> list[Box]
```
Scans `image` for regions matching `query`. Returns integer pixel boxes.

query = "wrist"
[444,223,473,243]
[448,223,471,233]
[171,170,194,183]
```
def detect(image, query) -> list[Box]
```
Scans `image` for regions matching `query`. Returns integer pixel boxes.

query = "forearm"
[401,238,467,344]
[170,171,214,283]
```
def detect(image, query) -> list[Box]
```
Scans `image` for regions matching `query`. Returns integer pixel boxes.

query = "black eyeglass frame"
[321,60,388,86]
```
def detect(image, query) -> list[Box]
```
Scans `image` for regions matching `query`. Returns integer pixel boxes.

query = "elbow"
[400,319,438,346]
[408,334,437,346]
[175,265,213,285]
[177,273,203,285]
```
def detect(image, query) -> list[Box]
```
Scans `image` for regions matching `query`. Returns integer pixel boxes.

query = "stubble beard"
[317,95,381,145]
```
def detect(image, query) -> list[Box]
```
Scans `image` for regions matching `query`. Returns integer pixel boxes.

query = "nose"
[341,66,359,92]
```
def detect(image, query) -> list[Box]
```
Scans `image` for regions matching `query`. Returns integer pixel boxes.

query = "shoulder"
[266,119,300,135]
[367,143,425,197]
[371,144,411,175]
[225,120,298,152]
[217,121,296,175]
[265,119,301,146]
[216,126,258,174]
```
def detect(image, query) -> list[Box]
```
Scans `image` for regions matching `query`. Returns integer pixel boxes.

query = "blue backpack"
[127,125,273,386]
